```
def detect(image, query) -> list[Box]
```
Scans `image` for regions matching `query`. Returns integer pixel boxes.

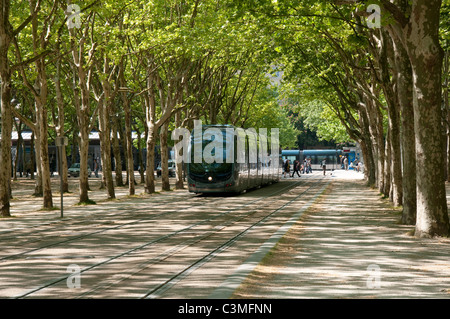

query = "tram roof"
[302,149,341,155]
[281,150,300,155]
[282,149,342,156]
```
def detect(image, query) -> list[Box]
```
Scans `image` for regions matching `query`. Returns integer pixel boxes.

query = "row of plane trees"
[0,0,297,216]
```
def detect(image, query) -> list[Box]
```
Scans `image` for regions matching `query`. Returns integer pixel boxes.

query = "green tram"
[187,125,282,194]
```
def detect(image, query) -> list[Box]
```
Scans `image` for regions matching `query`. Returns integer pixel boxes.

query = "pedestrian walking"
[291,160,301,177]
[25,160,31,178]
[306,158,312,173]
[283,159,290,178]
[344,157,348,171]
[94,158,99,178]
[50,156,55,177]
[322,159,326,176]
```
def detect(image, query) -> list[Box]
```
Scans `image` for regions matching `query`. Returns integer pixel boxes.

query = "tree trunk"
[359,110,376,186]
[144,69,157,194]
[55,60,69,192]
[30,131,35,179]
[160,122,170,191]
[98,98,115,199]
[75,64,91,204]
[145,123,157,194]
[384,125,392,198]
[387,99,402,206]
[123,90,135,195]
[78,127,90,203]
[135,127,145,184]
[111,110,124,187]
[0,64,12,217]
[392,36,417,224]
[365,94,385,193]
[405,0,449,237]
[13,121,23,181]
[33,125,43,197]
[378,30,402,205]
[37,99,53,208]
[445,50,450,183]
[69,20,93,204]
[174,110,185,189]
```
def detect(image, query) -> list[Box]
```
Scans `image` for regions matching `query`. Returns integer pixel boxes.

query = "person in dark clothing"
[291,160,301,177]
[283,159,290,178]
[50,157,56,177]
[322,159,326,176]
[94,158,99,178]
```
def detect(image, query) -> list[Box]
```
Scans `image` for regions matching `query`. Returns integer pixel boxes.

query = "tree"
[0,0,41,216]
[12,0,58,208]
[235,0,449,237]
[67,5,99,204]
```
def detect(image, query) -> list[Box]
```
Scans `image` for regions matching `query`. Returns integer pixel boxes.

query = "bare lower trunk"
[145,68,157,194]
[0,71,12,217]
[13,122,22,181]
[145,124,157,194]
[78,128,90,203]
[366,96,385,193]
[388,101,402,206]
[60,145,69,193]
[406,0,449,237]
[160,122,170,191]
[37,103,53,208]
[55,60,69,192]
[384,126,391,198]
[174,111,184,189]
[30,132,35,179]
[112,114,124,187]
[392,36,416,224]
[136,128,145,184]
[33,127,43,197]
[123,92,135,196]
[445,50,450,183]
[98,99,115,199]
[359,110,376,186]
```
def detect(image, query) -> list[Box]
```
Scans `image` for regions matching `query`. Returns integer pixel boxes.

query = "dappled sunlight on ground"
[1,171,450,298]
[233,180,450,299]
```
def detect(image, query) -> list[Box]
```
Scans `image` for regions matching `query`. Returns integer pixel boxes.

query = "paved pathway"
[231,173,450,298]
[2,170,450,299]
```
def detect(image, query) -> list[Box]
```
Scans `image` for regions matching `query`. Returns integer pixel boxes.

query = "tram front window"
[188,127,235,183]
[189,139,233,182]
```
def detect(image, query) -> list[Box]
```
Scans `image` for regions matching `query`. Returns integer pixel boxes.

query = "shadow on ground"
[233,180,450,299]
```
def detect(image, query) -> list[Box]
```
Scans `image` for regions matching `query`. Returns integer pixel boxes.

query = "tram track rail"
[0,191,199,241]
[141,178,328,299]
[1,179,304,264]
[6,178,307,298]
[9,177,327,299]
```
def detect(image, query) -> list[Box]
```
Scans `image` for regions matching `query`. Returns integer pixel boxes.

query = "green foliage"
[8,0,448,157]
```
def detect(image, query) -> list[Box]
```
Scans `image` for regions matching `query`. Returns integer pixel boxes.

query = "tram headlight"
[208,176,213,181]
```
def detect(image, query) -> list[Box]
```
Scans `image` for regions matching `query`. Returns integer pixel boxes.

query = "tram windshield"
[188,127,234,182]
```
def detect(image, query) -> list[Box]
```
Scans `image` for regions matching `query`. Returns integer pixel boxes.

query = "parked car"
[68,163,92,177]
[156,160,176,177]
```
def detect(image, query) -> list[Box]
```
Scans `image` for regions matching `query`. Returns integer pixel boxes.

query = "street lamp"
[55,136,68,218]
